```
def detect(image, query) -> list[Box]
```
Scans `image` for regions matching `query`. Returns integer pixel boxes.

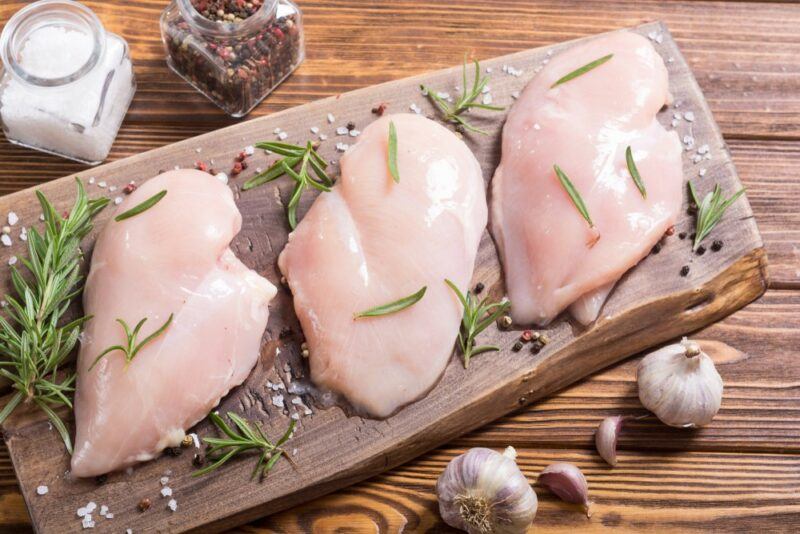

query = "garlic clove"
[538,462,591,516]
[595,415,625,466]
[437,446,537,534]
[637,337,723,428]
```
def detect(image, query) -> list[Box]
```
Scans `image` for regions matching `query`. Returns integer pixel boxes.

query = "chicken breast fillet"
[278,114,487,417]
[72,169,276,477]
[491,31,683,326]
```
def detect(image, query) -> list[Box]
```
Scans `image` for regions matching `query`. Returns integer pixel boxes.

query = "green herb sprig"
[689,181,745,251]
[445,280,510,368]
[354,286,426,319]
[625,146,647,199]
[387,121,400,183]
[193,411,296,481]
[421,57,505,135]
[242,141,332,229]
[115,190,167,222]
[551,54,613,88]
[88,314,173,371]
[0,179,109,453]
[553,164,594,228]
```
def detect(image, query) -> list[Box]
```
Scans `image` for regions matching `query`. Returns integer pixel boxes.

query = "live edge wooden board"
[0,22,767,533]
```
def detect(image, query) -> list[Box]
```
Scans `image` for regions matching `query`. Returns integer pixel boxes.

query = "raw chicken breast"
[72,169,276,477]
[278,114,486,417]
[491,31,683,326]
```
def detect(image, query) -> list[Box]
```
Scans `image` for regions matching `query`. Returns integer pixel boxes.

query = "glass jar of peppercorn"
[160,0,304,117]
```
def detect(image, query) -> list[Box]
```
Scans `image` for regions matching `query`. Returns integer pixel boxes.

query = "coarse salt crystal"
[7,212,18,226]
[216,172,229,185]
[409,103,421,114]
[1,234,12,247]
[291,413,300,421]
[99,505,108,516]
[327,113,335,124]
[160,487,172,498]
[160,476,169,486]
[673,112,682,120]
[511,91,520,99]
[335,126,349,136]
[106,513,114,519]
[671,119,679,128]
[692,154,702,164]
[8,256,17,266]
[108,185,117,192]
[291,397,302,405]
[319,133,328,141]
[335,142,349,152]
[168,499,177,512]
[277,131,288,140]
[126,530,133,534]
[195,147,202,153]
[36,485,48,495]
[699,169,707,177]
[349,129,360,137]
[97,181,107,188]
[114,196,123,205]
[273,127,282,134]
[77,507,87,518]
[0,301,7,308]
[272,394,285,408]
[310,126,319,134]
[88,177,96,185]
[697,144,710,155]
[482,94,493,105]
[82,515,95,529]
[244,145,255,156]
[533,123,541,130]
[19,227,27,241]
[684,111,695,122]
[86,502,97,513]
[2,226,9,234]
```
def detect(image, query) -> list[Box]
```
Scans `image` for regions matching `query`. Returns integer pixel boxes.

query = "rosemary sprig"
[553,164,594,227]
[193,411,296,481]
[114,190,167,222]
[0,179,109,453]
[421,56,505,135]
[625,146,647,199]
[387,120,400,183]
[354,286,426,319]
[551,54,613,88]
[689,181,745,251]
[88,314,173,371]
[445,280,510,368]
[242,141,332,229]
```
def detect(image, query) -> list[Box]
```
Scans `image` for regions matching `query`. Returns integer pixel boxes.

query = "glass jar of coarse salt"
[0,0,136,165]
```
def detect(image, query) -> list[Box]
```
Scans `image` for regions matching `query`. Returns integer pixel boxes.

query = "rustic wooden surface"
[0,1,794,532]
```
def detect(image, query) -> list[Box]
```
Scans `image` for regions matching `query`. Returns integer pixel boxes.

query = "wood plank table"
[0,1,797,532]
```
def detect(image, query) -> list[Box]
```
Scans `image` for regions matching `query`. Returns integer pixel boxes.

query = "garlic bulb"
[437,446,537,534]
[637,337,723,427]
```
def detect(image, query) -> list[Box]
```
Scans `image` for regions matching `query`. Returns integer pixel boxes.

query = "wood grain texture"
[0,22,767,533]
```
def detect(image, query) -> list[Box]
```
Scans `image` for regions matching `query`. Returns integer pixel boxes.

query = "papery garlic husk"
[437,446,537,534]
[537,462,591,516]
[637,337,723,428]
[595,416,625,466]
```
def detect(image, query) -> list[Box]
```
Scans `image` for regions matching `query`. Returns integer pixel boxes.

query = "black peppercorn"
[512,341,523,352]
[165,446,183,457]
[474,282,485,294]
[696,245,706,256]
[711,239,723,252]
[192,453,205,467]
[678,232,687,240]
[651,243,662,254]
[95,474,107,485]
[680,265,690,277]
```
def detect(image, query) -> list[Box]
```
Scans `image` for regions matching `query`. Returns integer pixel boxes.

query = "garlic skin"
[637,337,723,428]
[538,462,591,516]
[437,446,537,534]
[595,416,625,466]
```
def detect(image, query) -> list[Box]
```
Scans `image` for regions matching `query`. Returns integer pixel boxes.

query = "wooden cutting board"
[0,21,767,533]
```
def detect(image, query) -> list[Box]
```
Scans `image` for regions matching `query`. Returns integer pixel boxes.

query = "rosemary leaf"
[354,286,427,319]
[114,190,167,222]
[193,412,296,480]
[689,181,745,251]
[551,54,613,88]
[625,146,647,199]
[88,314,173,371]
[444,280,510,368]
[421,56,505,135]
[387,120,400,183]
[0,178,108,453]
[242,141,331,229]
[553,164,593,227]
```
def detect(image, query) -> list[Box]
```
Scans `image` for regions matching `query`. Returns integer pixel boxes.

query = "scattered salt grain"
[0,301,7,308]
[244,145,255,156]
[310,126,319,134]
[327,113,335,124]
[273,127,282,135]
[673,112,682,120]
[671,119,679,128]
[336,126,349,136]
[195,147,202,153]
[533,123,541,130]
[97,181,107,188]
[88,177,96,185]
[1,234,12,247]
[86,502,97,513]
[692,154,702,164]
[108,185,117,192]
[77,507,88,518]
[8,256,17,266]
[511,91,520,99]
[684,111,695,122]
[291,413,300,421]
[106,513,114,519]
[319,133,328,141]
[36,485,48,495]
[277,131,288,141]
[697,144,710,155]
[114,196,123,205]
[216,172,229,185]
[272,394,285,408]
[81,514,95,529]
[160,487,173,498]
[409,103,422,114]
[699,169,707,177]
[486,67,493,73]
[99,505,108,516]
[335,142,349,152]
[126,530,133,534]
[482,94,493,105]
[348,129,360,137]
[39,214,45,221]
[160,476,169,486]
[7,212,18,226]
[168,499,177,512]
[291,397,302,405]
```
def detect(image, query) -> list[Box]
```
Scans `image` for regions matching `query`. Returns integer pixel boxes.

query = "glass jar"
[160,0,304,118]
[0,0,136,165]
